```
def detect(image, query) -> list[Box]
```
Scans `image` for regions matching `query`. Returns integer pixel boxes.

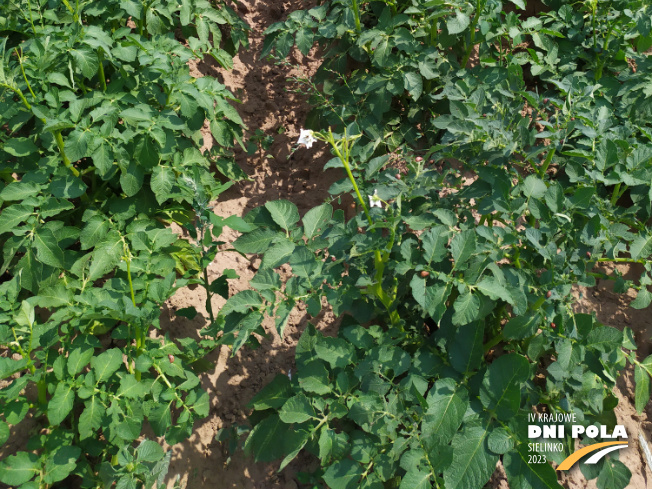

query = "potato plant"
[0,0,249,487]
[224,128,652,488]
[218,0,652,487]
[262,0,652,159]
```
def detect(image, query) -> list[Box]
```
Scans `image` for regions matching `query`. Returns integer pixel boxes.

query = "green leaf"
[244,414,289,462]
[220,290,262,316]
[508,0,525,8]
[223,215,254,232]
[192,390,210,417]
[450,321,484,373]
[631,287,652,309]
[421,226,450,264]
[260,239,295,269]
[303,203,332,239]
[323,459,364,489]
[93,140,113,175]
[0,420,9,446]
[2,137,38,157]
[279,429,311,471]
[149,401,173,436]
[641,355,652,377]
[88,233,123,280]
[487,428,514,455]
[49,174,87,198]
[447,11,470,35]
[34,228,65,268]
[0,204,34,234]
[411,277,450,323]
[279,394,315,424]
[232,311,264,355]
[451,231,476,268]
[404,72,423,100]
[43,445,81,484]
[423,379,469,442]
[289,246,321,279]
[452,289,480,325]
[70,46,99,77]
[137,440,165,463]
[503,314,540,340]
[248,374,293,410]
[596,459,631,489]
[587,327,623,353]
[476,277,513,304]
[503,444,563,489]
[298,360,331,395]
[80,216,110,250]
[523,175,547,199]
[151,166,175,205]
[0,356,28,380]
[0,182,40,201]
[79,396,104,439]
[119,374,145,398]
[400,469,431,489]
[634,364,650,414]
[0,452,39,485]
[319,428,349,464]
[48,382,75,425]
[67,346,94,376]
[233,228,280,253]
[264,200,300,231]
[314,336,354,369]
[630,235,652,260]
[443,425,498,489]
[91,348,123,383]
[480,354,530,420]
[120,164,144,196]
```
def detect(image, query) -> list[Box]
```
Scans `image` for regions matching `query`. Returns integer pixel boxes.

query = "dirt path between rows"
[161,1,652,488]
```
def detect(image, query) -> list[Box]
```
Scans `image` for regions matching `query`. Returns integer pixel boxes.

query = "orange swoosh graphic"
[556,441,628,471]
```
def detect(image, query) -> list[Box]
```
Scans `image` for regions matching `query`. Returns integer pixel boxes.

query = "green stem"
[97,49,107,92]
[199,223,216,325]
[54,131,81,177]
[125,248,143,381]
[539,147,556,177]
[595,18,616,81]
[16,49,36,99]
[326,128,399,327]
[351,0,361,34]
[37,379,47,405]
[461,1,483,68]
[2,83,32,112]
[429,17,438,46]
[25,0,37,34]
[597,257,646,264]
[484,333,503,353]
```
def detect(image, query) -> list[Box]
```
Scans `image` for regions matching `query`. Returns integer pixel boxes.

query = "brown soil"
[158,1,652,488]
[1,1,650,488]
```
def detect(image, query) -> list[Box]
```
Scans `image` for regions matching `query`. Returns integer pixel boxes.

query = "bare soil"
[159,1,652,488]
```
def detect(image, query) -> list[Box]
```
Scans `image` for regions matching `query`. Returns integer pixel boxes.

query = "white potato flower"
[369,189,383,208]
[297,129,317,148]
